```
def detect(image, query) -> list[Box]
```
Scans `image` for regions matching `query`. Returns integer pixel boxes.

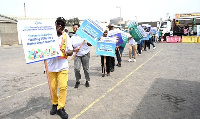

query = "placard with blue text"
[17,20,61,64]
[76,19,104,46]
[96,37,116,57]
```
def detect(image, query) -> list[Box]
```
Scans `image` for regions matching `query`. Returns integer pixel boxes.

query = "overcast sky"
[0,0,200,22]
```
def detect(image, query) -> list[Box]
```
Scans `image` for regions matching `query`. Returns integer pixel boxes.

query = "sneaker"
[74,81,80,88]
[153,47,156,50]
[107,73,110,76]
[102,74,105,77]
[138,54,141,56]
[141,50,142,53]
[85,81,90,87]
[57,108,68,119]
[50,104,58,115]
[128,59,132,62]
[118,64,121,67]
[116,64,119,66]
[133,59,136,62]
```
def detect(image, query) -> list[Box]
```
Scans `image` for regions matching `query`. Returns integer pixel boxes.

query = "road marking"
[0,62,99,102]
[72,49,163,119]
[0,82,47,101]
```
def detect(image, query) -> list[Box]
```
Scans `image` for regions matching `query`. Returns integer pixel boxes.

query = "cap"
[55,17,66,25]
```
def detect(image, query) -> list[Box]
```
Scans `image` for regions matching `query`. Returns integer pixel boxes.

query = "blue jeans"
[116,46,124,63]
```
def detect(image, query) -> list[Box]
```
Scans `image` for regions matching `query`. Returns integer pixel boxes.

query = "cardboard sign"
[129,27,143,42]
[108,29,123,46]
[17,20,61,64]
[137,25,147,38]
[76,19,104,46]
[96,37,116,57]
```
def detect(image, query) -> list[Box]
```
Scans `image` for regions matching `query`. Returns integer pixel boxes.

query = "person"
[71,24,92,88]
[184,26,188,36]
[158,29,162,42]
[99,30,111,77]
[128,36,137,62]
[108,24,115,71]
[137,40,141,56]
[149,31,156,50]
[144,27,150,51]
[47,17,73,119]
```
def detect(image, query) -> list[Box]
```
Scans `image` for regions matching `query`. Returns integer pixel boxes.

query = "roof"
[0,14,18,23]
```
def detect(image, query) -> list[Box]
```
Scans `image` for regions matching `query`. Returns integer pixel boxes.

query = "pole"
[24,3,26,18]
[119,7,121,28]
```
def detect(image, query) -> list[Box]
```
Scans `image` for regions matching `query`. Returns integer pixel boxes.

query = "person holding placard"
[47,17,73,119]
[128,37,137,62]
[99,30,111,77]
[71,24,92,88]
[108,24,115,72]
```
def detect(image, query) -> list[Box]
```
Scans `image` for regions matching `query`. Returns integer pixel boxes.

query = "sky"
[0,0,200,23]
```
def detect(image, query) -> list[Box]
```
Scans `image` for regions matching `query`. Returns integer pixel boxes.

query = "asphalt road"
[0,42,200,119]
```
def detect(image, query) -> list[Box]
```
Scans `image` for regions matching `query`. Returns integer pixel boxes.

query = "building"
[0,14,18,46]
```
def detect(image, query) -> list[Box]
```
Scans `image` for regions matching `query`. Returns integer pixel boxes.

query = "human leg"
[57,70,68,110]
[81,52,90,81]
[49,72,58,105]
[74,56,82,81]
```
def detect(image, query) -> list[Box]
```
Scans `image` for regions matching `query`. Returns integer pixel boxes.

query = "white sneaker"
[133,59,136,62]
[128,59,132,62]
[141,50,142,53]
[138,54,141,56]
[153,47,156,50]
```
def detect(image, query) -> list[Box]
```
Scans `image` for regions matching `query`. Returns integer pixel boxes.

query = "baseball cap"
[55,17,66,25]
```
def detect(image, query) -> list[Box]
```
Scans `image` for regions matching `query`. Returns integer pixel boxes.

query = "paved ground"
[0,42,200,119]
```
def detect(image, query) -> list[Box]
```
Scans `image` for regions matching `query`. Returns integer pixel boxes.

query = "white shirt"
[47,33,73,72]
[71,34,90,56]
[129,38,137,45]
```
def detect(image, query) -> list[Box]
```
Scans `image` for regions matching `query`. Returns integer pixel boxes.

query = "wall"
[0,23,18,45]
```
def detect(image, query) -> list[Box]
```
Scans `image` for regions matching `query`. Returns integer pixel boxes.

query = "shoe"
[138,54,141,56]
[153,47,156,50]
[110,68,114,72]
[118,64,121,67]
[102,74,105,77]
[133,59,136,62]
[107,73,110,76]
[74,81,80,88]
[57,108,68,119]
[85,81,90,87]
[141,50,142,53]
[128,59,132,62]
[50,104,58,115]
[116,64,119,66]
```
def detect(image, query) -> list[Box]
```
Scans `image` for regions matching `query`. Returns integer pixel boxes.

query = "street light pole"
[116,6,121,28]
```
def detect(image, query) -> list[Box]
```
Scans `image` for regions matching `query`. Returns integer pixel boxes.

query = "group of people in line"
[45,17,157,119]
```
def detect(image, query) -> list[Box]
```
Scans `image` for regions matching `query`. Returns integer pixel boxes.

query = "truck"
[159,13,200,40]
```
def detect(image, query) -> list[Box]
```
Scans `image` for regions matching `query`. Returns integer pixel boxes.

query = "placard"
[76,19,104,46]
[96,37,116,57]
[17,20,61,64]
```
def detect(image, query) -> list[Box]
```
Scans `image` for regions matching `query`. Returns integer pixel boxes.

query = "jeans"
[149,37,155,49]
[116,46,124,63]
[137,43,141,54]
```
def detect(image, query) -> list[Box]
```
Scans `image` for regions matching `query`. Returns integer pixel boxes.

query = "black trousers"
[110,57,115,70]
[101,56,111,74]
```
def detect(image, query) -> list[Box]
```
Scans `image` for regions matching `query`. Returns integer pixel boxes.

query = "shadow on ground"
[0,96,51,119]
[128,78,200,119]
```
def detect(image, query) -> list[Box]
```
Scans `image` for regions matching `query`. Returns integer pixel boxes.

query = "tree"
[65,17,79,26]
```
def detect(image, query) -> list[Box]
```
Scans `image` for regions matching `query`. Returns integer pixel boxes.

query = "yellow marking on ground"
[0,82,47,101]
[72,49,163,119]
